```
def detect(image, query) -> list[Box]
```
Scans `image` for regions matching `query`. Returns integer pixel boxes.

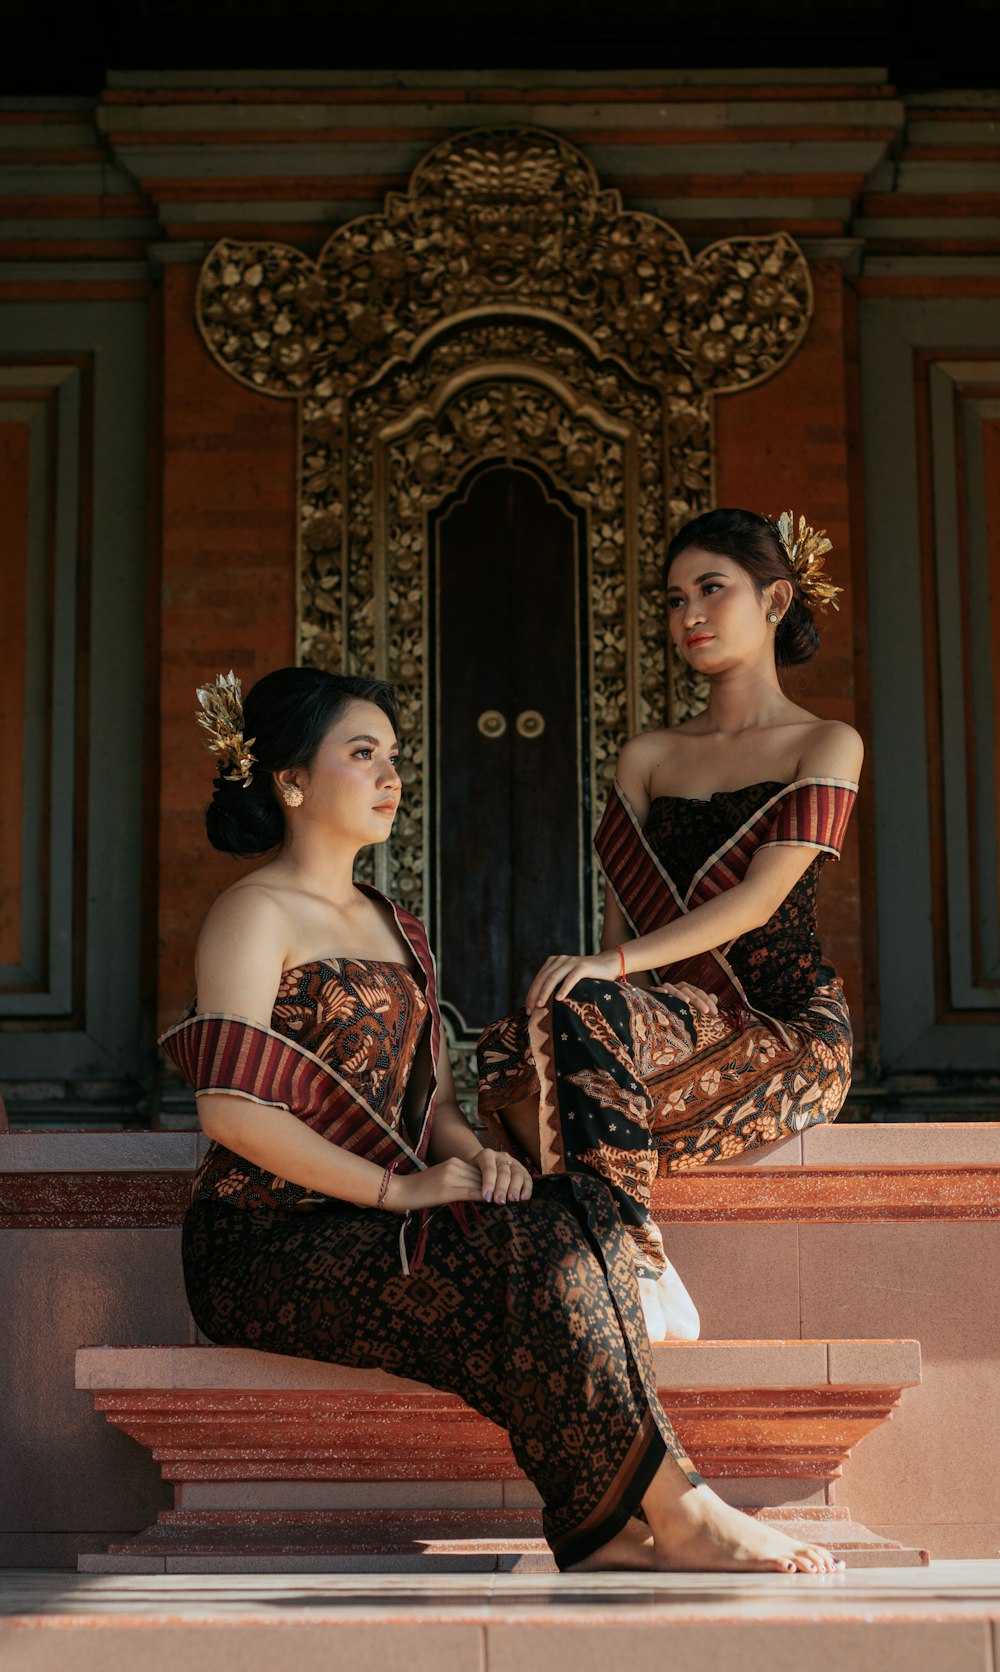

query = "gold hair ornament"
[768,510,843,613]
[195,670,256,788]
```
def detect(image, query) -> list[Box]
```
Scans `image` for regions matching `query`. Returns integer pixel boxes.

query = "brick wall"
[715,259,866,1043]
[157,264,297,1028]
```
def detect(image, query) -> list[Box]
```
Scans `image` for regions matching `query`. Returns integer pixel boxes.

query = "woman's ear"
[767,577,794,618]
[274,769,305,807]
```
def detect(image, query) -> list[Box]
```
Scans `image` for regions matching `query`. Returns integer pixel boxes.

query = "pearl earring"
[281,785,304,808]
[767,610,781,624]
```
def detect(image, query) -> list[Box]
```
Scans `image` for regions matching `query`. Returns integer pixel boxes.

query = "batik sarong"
[162,883,704,1568]
[478,777,858,1278]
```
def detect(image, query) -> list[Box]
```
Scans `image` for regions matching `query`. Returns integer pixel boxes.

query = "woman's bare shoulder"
[618,720,707,768]
[796,717,864,782]
[198,872,289,948]
[195,875,291,1019]
[616,727,695,818]
[617,729,668,786]
[618,727,668,763]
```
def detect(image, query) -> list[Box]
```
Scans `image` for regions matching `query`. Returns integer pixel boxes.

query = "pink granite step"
[75,1339,925,1573]
[6,1564,1000,1672]
[83,1503,929,1574]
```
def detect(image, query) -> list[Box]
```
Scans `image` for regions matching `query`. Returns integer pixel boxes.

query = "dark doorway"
[429,460,590,1038]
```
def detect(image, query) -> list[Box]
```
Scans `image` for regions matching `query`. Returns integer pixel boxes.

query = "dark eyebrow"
[666,570,728,592]
[347,734,400,748]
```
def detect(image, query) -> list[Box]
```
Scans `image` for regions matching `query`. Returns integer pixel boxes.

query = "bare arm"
[193,887,531,1211]
[600,884,652,991]
[529,721,863,1006]
[194,887,404,1207]
[197,1095,407,1207]
[618,841,819,977]
[426,1042,485,1165]
[427,1036,533,1203]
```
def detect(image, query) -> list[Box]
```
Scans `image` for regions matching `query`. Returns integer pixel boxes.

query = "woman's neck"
[699,663,793,737]
[269,824,364,907]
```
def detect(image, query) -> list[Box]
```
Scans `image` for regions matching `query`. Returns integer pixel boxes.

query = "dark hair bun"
[775,596,820,668]
[205,772,283,858]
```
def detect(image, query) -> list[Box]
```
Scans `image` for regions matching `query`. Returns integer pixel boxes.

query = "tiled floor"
[2,1563,1000,1671]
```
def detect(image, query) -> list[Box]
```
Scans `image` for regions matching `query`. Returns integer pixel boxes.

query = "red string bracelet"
[376,1157,399,1210]
[615,943,628,983]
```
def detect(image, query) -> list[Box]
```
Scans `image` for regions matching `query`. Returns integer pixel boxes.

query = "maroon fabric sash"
[594,777,858,1013]
[159,885,441,1176]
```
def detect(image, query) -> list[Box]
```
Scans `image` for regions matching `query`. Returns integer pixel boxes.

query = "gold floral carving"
[194,125,814,1098]
[198,127,811,404]
[339,324,665,912]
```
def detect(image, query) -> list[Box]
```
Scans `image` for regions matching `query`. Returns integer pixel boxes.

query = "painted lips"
[685,634,713,648]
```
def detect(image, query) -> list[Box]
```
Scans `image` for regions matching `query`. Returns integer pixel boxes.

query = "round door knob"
[515,709,545,739]
[477,709,508,739]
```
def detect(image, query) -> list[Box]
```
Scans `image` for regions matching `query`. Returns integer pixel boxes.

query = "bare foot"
[654,1484,843,1575]
[568,1517,658,1573]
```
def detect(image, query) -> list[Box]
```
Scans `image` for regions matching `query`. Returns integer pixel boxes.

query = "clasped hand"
[389,1148,533,1212]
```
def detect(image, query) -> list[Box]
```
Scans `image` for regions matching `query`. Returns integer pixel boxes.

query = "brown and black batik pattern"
[159,882,445,1223]
[165,887,703,1569]
[183,1173,703,1570]
[478,779,856,1274]
[174,957,431,1214]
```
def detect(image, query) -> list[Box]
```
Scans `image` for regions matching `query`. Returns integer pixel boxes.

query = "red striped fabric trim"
[685,778,858,907]
[594,782,685,942]
[594,777,857,1013]
[159,886,445,1173]
[594,784,741,1003]
[769,777,855,854]
[159,1011,425,1171]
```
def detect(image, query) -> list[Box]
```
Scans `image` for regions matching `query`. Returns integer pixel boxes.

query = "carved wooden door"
[429,462,590,1038]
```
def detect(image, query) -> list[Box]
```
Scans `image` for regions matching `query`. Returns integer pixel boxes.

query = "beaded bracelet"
[615,943,628,982]
[376,1157,399,1210]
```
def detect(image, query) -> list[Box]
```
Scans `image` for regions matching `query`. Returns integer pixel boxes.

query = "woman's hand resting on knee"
[526,950,719,1018]
[386,1149,533,1212]
[655,980,719,1018]
[525,949,621,1009]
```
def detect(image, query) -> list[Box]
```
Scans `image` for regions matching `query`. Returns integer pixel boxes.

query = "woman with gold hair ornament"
[161,661,841,1576]
[478,508,863,1345]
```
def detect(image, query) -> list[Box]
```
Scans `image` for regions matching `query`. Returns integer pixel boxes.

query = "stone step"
[76,1339,925,1573]
[80,1505,927,1574]
[7,1563,1000,1672]
[76,1339,920,1486]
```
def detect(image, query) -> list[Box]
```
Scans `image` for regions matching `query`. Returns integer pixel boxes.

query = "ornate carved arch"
[341,319,662,914]
[196,126,812,708]
[197,125,812,403]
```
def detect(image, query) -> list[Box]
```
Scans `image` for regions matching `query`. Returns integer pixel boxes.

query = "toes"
[795,1543,841,1575]
[807,1543,840,1574]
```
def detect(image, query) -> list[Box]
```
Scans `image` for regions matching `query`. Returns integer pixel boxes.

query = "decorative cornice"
[195,126,814,403]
